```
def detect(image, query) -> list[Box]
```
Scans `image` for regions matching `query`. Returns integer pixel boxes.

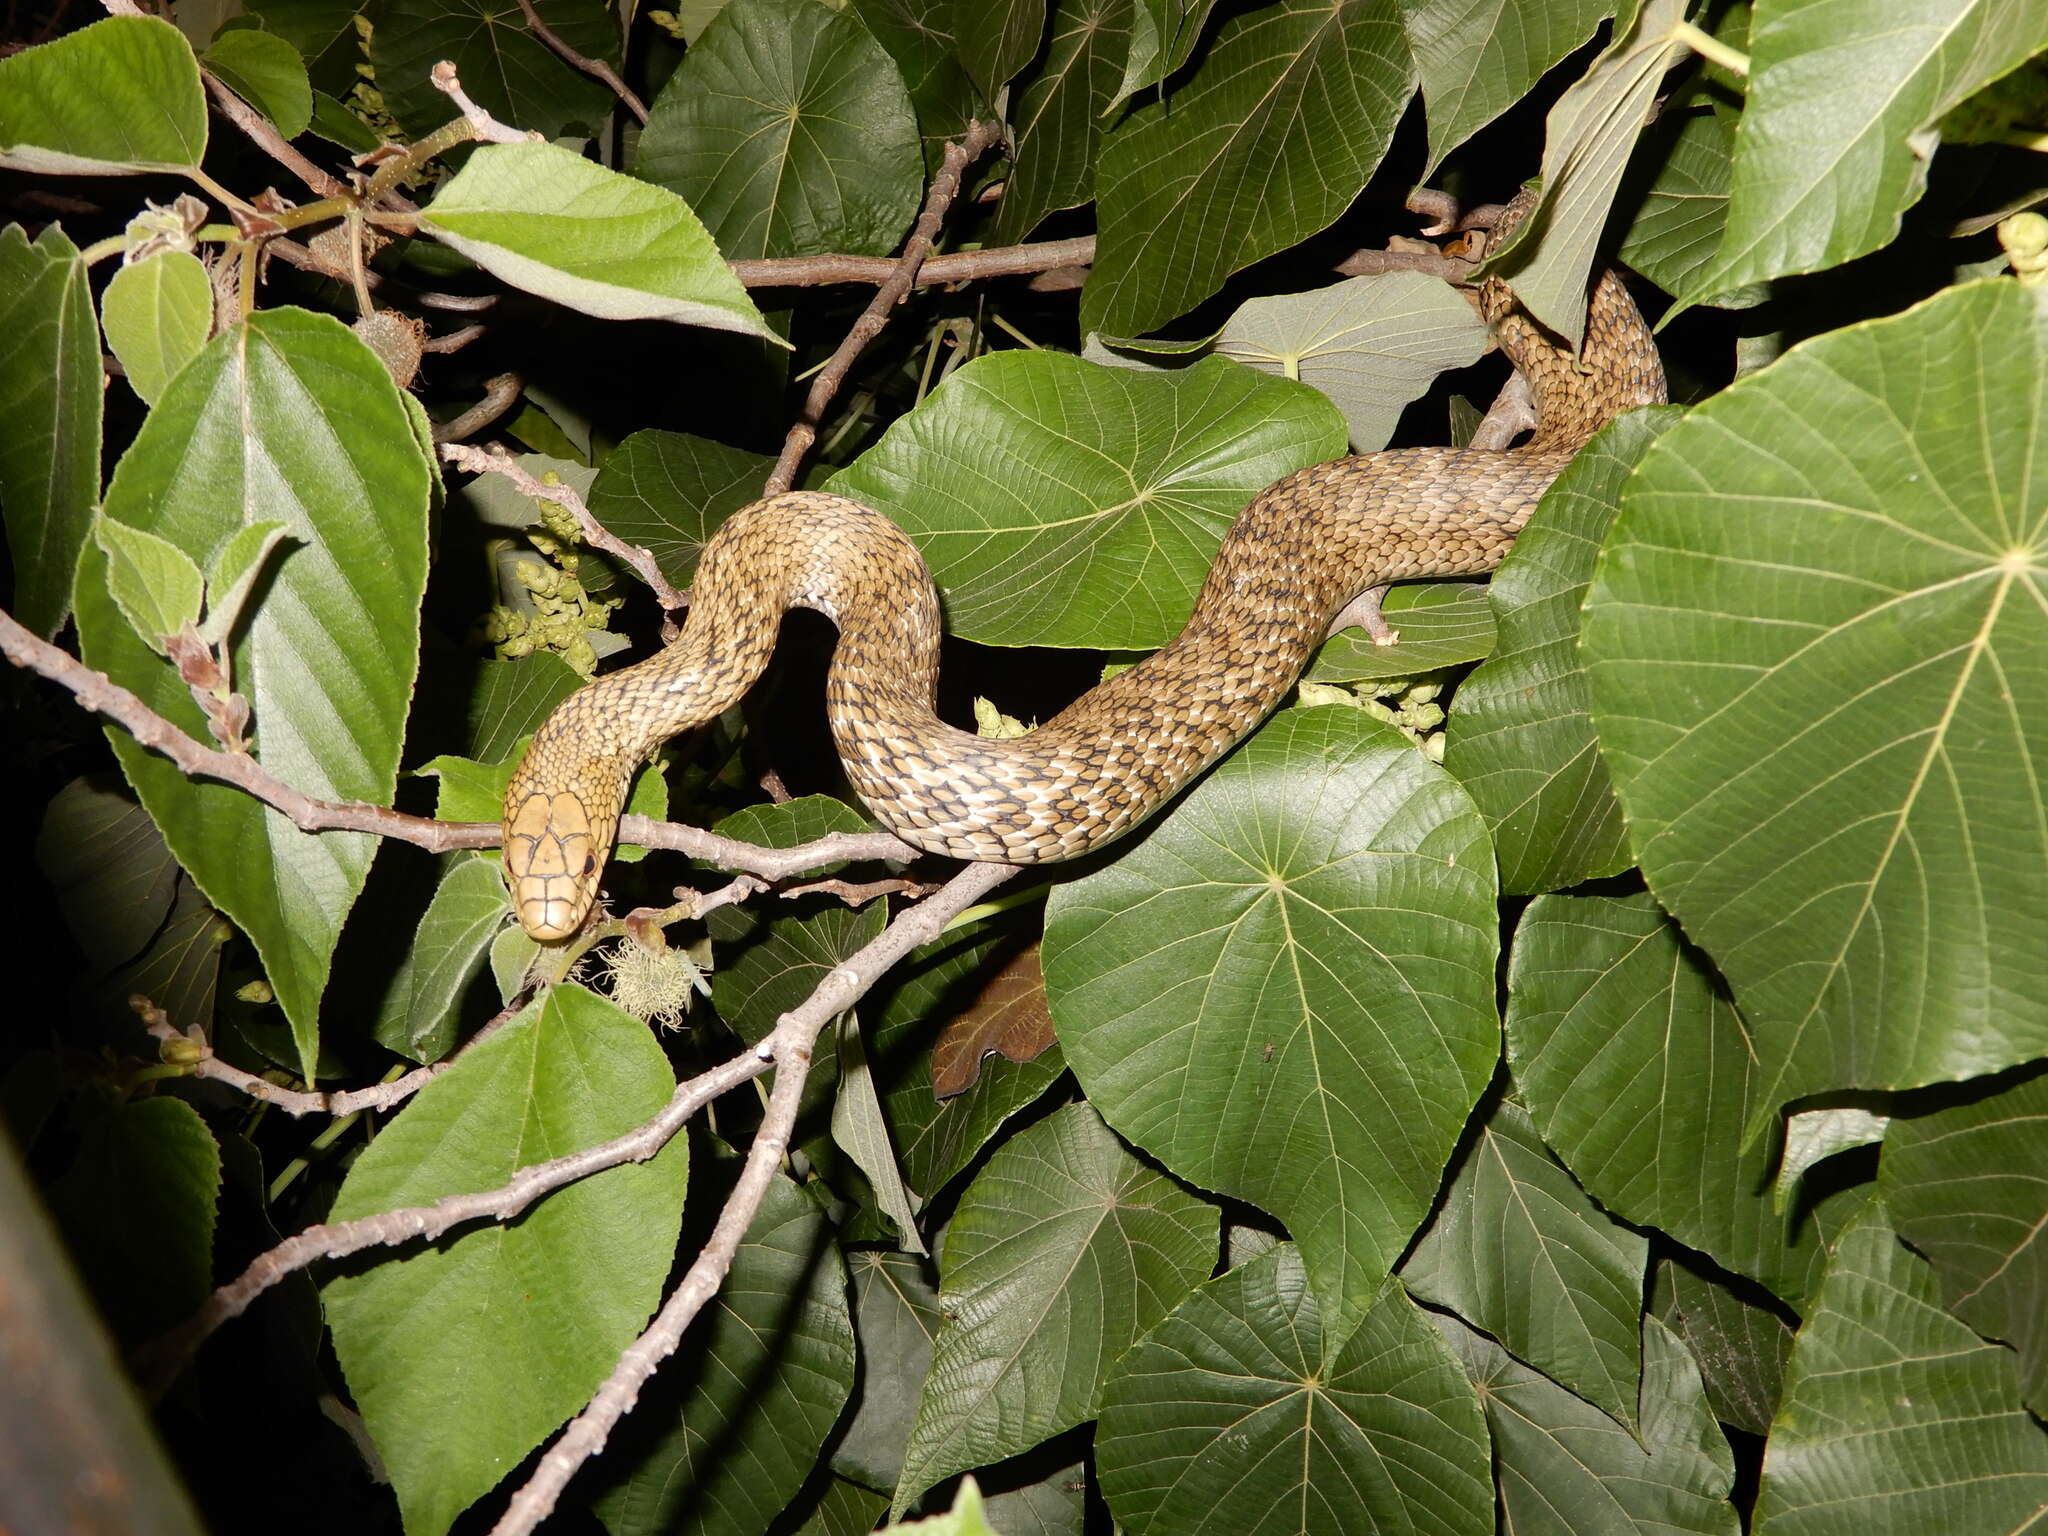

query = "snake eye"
[581,853,597,876]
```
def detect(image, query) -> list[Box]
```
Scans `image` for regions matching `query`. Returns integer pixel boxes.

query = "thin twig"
[512,0,647,124]
[730,234,1094,290]
[440,442,688,610]
[421,323,489,354]
[1333,246,1477,281]
[778,875,937,906]
[764,120,1005,496]
[618,816,920,874]
[432,374,525,443]
[1468,372,1537,450]
[490,859,1017,1535]
[205,76,351,200]
[431,62,543,145]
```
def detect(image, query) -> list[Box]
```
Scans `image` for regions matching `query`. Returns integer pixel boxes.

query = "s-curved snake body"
[502,205,1665,941]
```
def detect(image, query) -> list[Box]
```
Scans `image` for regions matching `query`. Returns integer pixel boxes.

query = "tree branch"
[765,120,1005,495]
[512,0,648,124]
[489,858,1017,1535]
[730,235,1095,290]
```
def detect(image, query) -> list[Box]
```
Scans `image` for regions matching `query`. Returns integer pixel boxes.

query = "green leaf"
[465,654,584,764]
[830,1013,926,1252]
[834,1250,943,1490]
[1403,1098,1649,1432]
[0,223,100,637]
[1753,1199,2048,1535]
[952,0,1045,101]
[99,250,212,408]
[48,1097,220,1348]
[1652,1257,1794,1437]
[113,874,228,1036]
[324,985,688,1536]
[307,89,383,154]
[1043,705,1498,1347]
[633,0,923,261]
[245,0,359,61]
[1583,281,2048,1119]
[197,519,291,650]
[34,775,180,977]
[1440,1310,1740,1536]
[1096,1247,1493,1536]
[1683,0,2048,308]
[1883,1069,2048,1417]
[371,0,617,141]
[419,744,666,861]
[420,143,780,340]
[1618,109,1766,310]
[1483,0,1684,349]
[881,1481,998,1535]
[91,514,205,656]
[73,308,433,1085]
[990,0,1128,244]
[843,0,987,173]
[1399,0,1613,172]
[584,429,773,584]
[895,1101,1216,1512]
[1306,581,1498,683]
[370,856,509,1062]
[0,16,206,174]
[1115,0,1223,105]
[1084,0,1414,339]
[592,1144,854,1536]
[1508,891,1819,1306]
[202,26,312,138]
[1444,407,1681,895]
[827,352,1347,648]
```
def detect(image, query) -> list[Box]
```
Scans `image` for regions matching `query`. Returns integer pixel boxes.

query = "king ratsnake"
[500,194,1667,941]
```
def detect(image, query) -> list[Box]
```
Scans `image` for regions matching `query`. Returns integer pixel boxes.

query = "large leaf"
[73,309,432,1085]
[420,144,779,340]
[1651,1257,1794,1437]
[833,1250,943,1491]
[465,652,584,764]
[1883,1069,2048,1417]
[1306,582,1498,683]
[371,0,617,141]
[1083,0,1414,339]
[1753,1198,2048,1536]
[1507,891,1819,1306]
[1444,408,1681,894]
[991,0,1129,244]
[34,775,180,978]
[592,1145,854,1536]
[1399,0,1613,172]
[951,0,1046,101]
[633,0,923,261]
[0,224,99,638]
[583,429,772,584]
[894,1101,1216,1511]
[1583,280,2048,1118]
[1114,0,1222,105]
[324,986,689,1536]
[202,27,313,138]
[1440,1311,1739,1536]
[827,352,1346,649]
[0,16,206,174]
[1483,0,1684,349]
[1402,1097,1649,1431]
[1617,108,1766,311]
[99,249,212,408]
[843,0,987,172]
[1096,1246,1493,1536]
[1043,704,1498,1348]
[1683,0,2048,307]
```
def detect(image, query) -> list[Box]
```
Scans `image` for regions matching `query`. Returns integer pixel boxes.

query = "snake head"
[503,790,606,941]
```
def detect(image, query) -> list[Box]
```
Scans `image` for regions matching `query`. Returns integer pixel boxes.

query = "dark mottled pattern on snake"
[502,191,1667,940]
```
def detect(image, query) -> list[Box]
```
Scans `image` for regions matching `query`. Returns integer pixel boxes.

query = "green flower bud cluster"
[1296,676,1449,760]
[482,527,622,677]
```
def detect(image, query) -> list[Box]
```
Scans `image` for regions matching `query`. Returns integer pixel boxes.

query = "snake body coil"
[503,205,1665,940]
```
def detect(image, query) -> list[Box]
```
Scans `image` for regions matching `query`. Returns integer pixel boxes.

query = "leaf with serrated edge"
[73,309,432,1085]
[1583,281,2048,1122]
[198,521,290,650]
[99,250,212,408]
[1044,705,1498,1348]
[1684,0,2048,308]
[1440,1310,1739,1536]
[1445,408,1680,894]
[1508,891,1822,1308]
[0,224,100,637]
[894,1101,1216,1512]
[324,986,688,1536]
[202,27,312,138]
[0,16,206,173]
[1883,1069,2048,1418]
[91,514,204,656]
[1403,1097,1648,1431]
[1754,1197,2048,1534]
[828,352,1345,649]
[1400,0,1613,173]
[370,856,508,1062]
[421,143,778,339]
[633,0,922,260]
[1084,0,1414,339]
[1098,1247,1492,1536]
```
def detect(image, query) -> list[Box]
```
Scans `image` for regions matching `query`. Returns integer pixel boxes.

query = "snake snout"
[503,791,603,942]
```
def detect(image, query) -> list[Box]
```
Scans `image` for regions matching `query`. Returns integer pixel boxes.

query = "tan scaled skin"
[501,193,1666,941]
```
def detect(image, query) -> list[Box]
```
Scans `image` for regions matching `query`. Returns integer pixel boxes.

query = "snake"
[501,193,1666,941]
